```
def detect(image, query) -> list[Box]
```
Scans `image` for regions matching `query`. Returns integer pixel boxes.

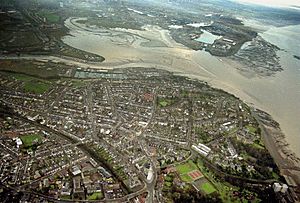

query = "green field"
[252,142,265,149]
[272,171,280,180]
[12,73,52,94]
[159,100,169,107]
[24,81,51,94]
[38,10,60,23]
[20,134,42,147]
[176,160,200,183]
[196,159,260,202]
[180,174,194,182]
[246,125,257,134]
[197,160,229,199]
[201,182,217,194]
[13,73,37,82]
[87,192,103,200]
[78,17,142,30]
[176,160,198,174]
[158,97,178,107]
[0,61,61,79]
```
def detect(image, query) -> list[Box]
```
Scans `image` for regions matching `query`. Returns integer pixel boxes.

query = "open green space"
[176,160,198,174]
[246,125,257,134]
[197,159,231,200]
[11,73,52,94]
[158,97,178,107]
[196,159,261,202]
[180,174,194,182]
[272,171,280,180]
[87,192,103,200]
[13,73,38,82]
[0,60,67,79]
[38,10,60,23]
[176,160,200,183]
[159,100,169,107]
[20,134,42,148]
[252,143,265,149]
[77,17,142,30]
[24,80,51,94]
[58,43,105,62]
[201,182,217,194]
[253,139,265,149]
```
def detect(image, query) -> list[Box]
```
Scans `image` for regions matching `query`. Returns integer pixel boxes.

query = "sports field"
[188,170,203,180]
[201,182,217,194]
[20,134,42,147]
[176,160,204,182]
[12,73,52,94]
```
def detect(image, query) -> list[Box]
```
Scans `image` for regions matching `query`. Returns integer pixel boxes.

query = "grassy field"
[158,97,178,107]
[159,100,169,107]
[0,60,66,79]
[59,45,105,62]
[87,192,103,200]
[24,80,50,94]
[252,142,265,149]
[246,125,257,134]
[201,182,217,194]
[12,73,52,94]
[38,10,60,23]
[272,171,280,180]
[176,160,201,183]
[197,159,231,200]
[176,160,198,174]
[196,159,260,202]
[20,134,42,147]
[253,138,265,149]
[180,174,194,182]
[79,17,142,30]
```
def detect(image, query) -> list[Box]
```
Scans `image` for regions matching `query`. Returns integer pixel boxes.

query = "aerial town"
[0,66,299,202]
[1,0,300,202]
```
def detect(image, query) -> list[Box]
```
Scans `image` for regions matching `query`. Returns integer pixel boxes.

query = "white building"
[281,184,288,193]
[15,138,23,148]
[72,165,81,176]
[147,167,153,182]
[273,183,282,192]
[192,143,211,157]
[192,145,208,157]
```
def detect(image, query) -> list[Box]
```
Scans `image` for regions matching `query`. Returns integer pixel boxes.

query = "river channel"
[62,18,300,158]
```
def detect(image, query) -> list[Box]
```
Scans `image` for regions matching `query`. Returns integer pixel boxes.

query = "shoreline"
[62,18,300,162]
[1,53,300,186]
[7,16,300,162]
[252,109,300,187]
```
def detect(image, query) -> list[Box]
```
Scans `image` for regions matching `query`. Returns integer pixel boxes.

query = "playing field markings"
[188,170,204,181]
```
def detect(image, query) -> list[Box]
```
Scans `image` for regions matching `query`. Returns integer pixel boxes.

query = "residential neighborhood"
[1,67,298,202]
